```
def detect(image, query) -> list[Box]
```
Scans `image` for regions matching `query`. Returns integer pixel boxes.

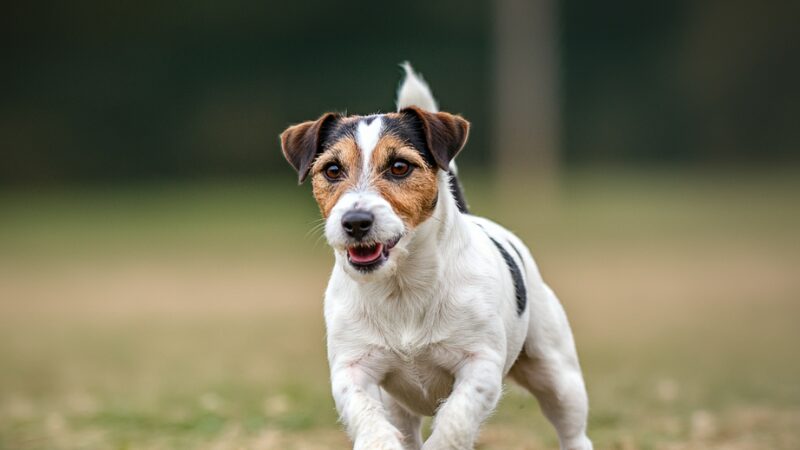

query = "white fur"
[396,62,439,113]
[321,66,593,450]
[325,189,406,280]
[356,117,383,179]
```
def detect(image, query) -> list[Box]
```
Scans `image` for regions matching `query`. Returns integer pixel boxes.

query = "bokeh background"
[2,1,798,449]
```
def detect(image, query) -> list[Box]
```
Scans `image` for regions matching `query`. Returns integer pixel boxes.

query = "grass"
[0,169,798,449]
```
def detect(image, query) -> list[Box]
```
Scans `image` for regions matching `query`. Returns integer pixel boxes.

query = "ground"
[1,169,798,449]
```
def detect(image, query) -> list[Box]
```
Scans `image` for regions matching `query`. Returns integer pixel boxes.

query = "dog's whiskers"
[305,219,327,238]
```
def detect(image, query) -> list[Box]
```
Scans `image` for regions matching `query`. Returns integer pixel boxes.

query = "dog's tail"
[396,62,439,113]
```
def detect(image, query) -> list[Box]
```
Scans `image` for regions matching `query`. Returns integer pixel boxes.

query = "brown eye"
[324,163,342,181]
[389,160,412,178]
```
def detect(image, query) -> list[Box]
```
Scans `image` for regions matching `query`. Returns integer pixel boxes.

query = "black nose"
[342,210,374,240]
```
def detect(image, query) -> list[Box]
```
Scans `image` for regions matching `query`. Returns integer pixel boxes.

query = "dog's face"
[280,107,469,278]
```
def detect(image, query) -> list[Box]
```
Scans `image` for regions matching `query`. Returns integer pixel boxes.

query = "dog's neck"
[404,170,469,271]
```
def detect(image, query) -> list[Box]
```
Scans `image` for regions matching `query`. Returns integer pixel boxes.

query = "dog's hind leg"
[509,285,593,450]
[380,389,423,450]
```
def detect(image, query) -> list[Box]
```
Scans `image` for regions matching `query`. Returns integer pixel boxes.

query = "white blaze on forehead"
[356,116,383,175]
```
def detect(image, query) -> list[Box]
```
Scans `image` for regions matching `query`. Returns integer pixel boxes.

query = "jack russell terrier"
[279,63,592,450]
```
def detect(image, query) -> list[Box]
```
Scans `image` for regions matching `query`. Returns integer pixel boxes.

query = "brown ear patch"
[370,135,439,228]
[279,112,340,183]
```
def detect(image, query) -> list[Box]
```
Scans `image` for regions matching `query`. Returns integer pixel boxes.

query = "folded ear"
[279,112,340,183]
[399,106,470,171]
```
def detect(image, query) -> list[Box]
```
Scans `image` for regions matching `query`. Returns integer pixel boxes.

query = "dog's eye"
[323,163,343,181]
[389,160,412,178]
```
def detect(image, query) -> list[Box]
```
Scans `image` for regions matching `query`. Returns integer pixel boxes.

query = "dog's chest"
[381,348,455,417]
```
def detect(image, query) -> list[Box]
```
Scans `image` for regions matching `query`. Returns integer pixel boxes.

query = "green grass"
[1,169,798,449]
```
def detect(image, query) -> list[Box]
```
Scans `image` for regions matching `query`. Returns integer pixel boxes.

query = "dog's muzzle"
[340,209,401,271]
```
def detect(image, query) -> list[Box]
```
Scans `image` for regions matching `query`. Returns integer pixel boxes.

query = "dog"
[279,63,592,450]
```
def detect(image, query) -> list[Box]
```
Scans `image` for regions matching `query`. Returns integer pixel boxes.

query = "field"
[1,169,798,449]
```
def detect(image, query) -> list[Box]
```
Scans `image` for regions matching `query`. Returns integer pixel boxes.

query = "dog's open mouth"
[346,237,400,271]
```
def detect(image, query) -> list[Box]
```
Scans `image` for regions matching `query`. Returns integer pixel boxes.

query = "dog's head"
[280,107,469,278]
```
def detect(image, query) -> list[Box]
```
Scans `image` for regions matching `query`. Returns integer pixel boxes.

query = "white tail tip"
[396,62,438,112]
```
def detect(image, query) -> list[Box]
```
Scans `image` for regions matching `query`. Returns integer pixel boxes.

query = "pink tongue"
[348,244,384,263]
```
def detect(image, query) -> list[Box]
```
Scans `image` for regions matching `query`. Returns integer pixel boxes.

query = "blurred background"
[1,1,798,449]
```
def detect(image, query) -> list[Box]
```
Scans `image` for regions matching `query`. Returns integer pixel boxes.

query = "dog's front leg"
[423,354,504,450]
[331,360,405,450]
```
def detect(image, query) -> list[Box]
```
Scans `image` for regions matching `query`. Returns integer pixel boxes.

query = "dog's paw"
[421,435,468,450]
[561,436,593,450]
[354,428,405,450]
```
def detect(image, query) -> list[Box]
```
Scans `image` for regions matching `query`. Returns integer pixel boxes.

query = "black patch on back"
[507,240,526,271]
[480,228,527,315]
[448,172,469,213]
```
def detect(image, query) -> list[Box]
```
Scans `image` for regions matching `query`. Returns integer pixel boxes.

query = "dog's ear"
[400,106,470,171]
[280,112,340,183]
